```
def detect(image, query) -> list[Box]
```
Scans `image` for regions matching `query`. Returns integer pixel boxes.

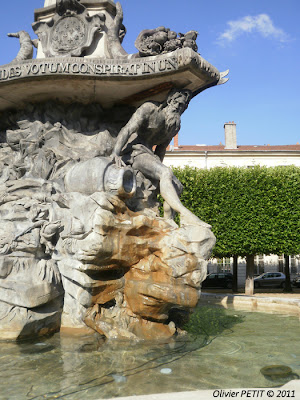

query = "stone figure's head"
[166,88,192,115]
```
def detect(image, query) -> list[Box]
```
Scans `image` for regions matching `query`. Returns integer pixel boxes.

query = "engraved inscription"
[0,58,178,82]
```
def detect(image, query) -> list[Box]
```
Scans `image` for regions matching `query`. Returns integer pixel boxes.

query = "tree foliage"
[173,165,300,258]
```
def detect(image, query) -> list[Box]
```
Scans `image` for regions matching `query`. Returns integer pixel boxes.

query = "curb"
[199,292,300,315]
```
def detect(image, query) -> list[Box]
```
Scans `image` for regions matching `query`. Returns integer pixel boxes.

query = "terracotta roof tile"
[167,144,300,152]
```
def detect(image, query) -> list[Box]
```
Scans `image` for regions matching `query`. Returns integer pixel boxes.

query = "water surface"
[0,308,299,399]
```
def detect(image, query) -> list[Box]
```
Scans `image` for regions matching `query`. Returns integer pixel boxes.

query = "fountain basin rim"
[199,292,300,316]
[0,48,221,111]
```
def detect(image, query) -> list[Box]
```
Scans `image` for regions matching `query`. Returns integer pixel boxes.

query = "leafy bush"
[172,165,300,258]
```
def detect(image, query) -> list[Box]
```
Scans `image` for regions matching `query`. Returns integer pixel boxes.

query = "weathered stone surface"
[0,2,226,112]
[0,96,215,340]
[0,281,62,308]
[135,27,198,57]
[32,0,106,58]
[0,0,227,114]
[7,31,36,63]
[0,49,222,113]
[0,299,62,340]
[35,0,122,59]
[0,1,225,341]
[77,208,214,339]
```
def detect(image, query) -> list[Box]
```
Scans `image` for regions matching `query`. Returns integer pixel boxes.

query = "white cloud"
[218,14,289,45]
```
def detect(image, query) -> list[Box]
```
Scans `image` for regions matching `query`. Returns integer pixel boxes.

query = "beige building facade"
[164,122,300,170]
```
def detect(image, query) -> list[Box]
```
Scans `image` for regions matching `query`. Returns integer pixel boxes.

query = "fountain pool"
[0,307,299,400]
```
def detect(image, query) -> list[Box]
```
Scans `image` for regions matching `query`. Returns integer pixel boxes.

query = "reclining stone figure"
[111,88,210,228]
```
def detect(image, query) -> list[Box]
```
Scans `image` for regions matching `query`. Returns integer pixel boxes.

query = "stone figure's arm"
[106,2,128,58]
[111,105,149,157]
[154,140,170,162]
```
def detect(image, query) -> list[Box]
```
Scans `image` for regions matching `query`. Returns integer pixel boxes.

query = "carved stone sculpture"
[111,89,210,227]
[135,27,198,57]
[0,0,228,341]
[0,96,215,340]
[106,2,129,59]
[7,31,37,63]
[32,0,106,57]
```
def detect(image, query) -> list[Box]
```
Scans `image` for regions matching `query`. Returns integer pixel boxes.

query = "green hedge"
[172,165,300,258]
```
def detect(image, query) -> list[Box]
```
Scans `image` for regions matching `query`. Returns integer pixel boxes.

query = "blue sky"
[0,1,299,146]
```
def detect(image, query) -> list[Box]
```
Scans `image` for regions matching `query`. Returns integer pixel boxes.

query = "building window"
[217,257,231,273]
[278,254,284,272]
[254,255,264,275]
[291,255,298,274]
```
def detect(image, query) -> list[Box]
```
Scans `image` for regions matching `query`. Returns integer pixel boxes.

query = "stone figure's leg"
[132,154,211,228]
[163,201,174,219]
[163,174,183,219]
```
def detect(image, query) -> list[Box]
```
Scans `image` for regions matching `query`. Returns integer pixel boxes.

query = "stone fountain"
[0,0,227,341]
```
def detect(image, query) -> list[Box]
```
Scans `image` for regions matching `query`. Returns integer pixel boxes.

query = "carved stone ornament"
[32,0,106,57]
[135,27,198,57]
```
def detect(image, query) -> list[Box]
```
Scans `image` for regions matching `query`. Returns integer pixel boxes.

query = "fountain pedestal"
[0,0,226,340]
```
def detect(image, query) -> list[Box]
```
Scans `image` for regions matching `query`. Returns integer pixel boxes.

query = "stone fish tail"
[7,31,36,63]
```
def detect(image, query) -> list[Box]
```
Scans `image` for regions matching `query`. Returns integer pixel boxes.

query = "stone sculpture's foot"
[181,210,211,228]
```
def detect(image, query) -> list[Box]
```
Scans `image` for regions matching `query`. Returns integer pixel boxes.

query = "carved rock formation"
[0,102,215,340]
[57,200,214,340]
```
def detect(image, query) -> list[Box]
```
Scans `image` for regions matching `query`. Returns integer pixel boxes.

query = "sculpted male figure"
[111,88,210,228]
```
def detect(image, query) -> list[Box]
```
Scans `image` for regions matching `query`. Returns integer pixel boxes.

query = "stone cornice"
[34,0,116,22]
[0,49,221,111]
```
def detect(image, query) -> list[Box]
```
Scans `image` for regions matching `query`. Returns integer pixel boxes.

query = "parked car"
[254,272,286,288]
[202,273,233,289]
[292,276,300,288]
